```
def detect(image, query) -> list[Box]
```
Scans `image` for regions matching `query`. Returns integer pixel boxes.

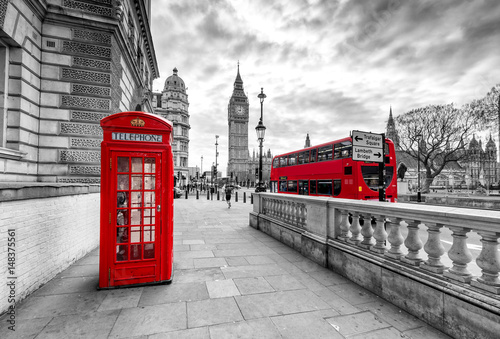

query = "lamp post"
[215,135,219,190]
[256,88,267,192]
[416,134,422,202]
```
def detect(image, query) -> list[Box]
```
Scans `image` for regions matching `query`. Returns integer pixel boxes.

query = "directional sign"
[352,130,384,163]
[352,146,383,162]
[352,131,383,148]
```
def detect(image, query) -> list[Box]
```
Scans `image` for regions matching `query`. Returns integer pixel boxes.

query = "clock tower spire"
[227,63,250,182]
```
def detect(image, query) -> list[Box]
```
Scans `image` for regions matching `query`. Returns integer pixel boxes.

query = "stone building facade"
[227,65,272,186]
[152,68,190,187]
[386,108,499,190]
[0,0,158,183]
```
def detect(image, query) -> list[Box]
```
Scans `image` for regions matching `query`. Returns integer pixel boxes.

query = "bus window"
[280,156,287,167]
[317,180,332,195]
[273,158,280,168]
[318,145,333,162]
[310,148,317,163]
[333,179,341,196]
[279,180,287,192]
[344,166,352,175]
[299,180,309,195]
[310,180,317,194]
[288,180,298,193]
[288,153,297,166]
[334,141,352,159]
[361,166,394,190]
[298,151,310,165]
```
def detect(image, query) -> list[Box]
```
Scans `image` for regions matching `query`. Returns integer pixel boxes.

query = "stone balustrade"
[250,193,500,339]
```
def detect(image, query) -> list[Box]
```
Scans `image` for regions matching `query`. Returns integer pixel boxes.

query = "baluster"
[385,218,404,259]
[359,214,374,249]
[371,215,387,254]
[301,204,307,227]
[262,198,267,215]
[471,231,500,294]
[401,220,423,266]
[421,223,446,273]
[444,226,473,283]
[278,200,283,219]
[338,209,351,242]
[292,201,299,225]
[348,212,362,244]
[284,201,290,223]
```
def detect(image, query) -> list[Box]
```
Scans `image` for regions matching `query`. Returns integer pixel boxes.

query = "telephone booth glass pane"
[114,154,158,263]
[118,157,129,172]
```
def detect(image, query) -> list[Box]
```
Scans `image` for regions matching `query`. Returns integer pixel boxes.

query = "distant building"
[227,64,272,186]
[152,68,190,187]
[386,109,499,190]
[0,0,158,183]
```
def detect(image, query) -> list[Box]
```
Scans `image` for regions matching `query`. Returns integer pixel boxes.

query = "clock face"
[235,106,244,115]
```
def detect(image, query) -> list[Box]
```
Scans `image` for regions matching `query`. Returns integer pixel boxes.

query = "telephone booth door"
[111,152,162,286]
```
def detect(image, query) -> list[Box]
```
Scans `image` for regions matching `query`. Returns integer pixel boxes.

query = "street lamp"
[256,88,267,192]
[215,135,219,190]
[416,134,422,202]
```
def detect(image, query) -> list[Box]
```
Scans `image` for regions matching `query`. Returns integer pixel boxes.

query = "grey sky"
[151,0,500,174]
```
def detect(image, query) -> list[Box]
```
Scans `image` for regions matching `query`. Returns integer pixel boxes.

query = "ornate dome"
[486,134,496,152]
[468,135,480,150]
[164,67,185,92]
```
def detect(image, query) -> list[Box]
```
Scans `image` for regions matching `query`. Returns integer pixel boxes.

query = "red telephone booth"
[99,111,174,288]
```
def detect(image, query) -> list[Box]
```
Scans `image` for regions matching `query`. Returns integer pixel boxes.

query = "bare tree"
[468,84,500,149]
[395,104,475,193]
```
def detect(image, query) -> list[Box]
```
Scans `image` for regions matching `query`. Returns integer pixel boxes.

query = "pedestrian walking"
[225,184,233,208]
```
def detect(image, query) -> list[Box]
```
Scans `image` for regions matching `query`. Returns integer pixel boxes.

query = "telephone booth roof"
[101,111,172,133]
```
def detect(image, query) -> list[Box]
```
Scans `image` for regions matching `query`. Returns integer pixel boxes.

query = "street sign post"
[351,130,386,202]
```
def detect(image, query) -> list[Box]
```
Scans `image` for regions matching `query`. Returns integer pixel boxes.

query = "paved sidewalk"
[1,197,452,338]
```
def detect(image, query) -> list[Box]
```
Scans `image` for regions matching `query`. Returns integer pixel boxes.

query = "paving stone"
[182,239,205,245]
[206,279,241,298]
[313,287,360,315]
[246,255,276,265]
[404,326,454,339]
[175,250,214,259]
[235,289,330,319]
[264,274,307,291]
[292,258,323,273]
[190,244,218,251]
[0,317,52,339]
[213,247,276,257]
[221,264,287,279]
[209,318,282,339]
[271,311,344,339]
[98,287,143,311]
[149,327,210,339]
[326,310,392,336]
[234,277,275,295]
[36,309,120,338]
[328,283,381,305]
[109,302,187,338]
[225,257,249,266]
[56,264,99,278]
[175,268,225,283]
[139,282,209,306]
[33,276,98,296]
[174,258,195,269]
[359,299,427,332]
[194,257,227,269]
[187,297,244,327]
[16,292,106,320]
[347,326,403,339]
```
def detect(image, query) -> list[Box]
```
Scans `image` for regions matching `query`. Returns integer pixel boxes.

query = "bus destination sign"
[351,130,384,163]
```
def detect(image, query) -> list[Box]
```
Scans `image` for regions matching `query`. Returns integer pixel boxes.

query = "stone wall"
[250,193,500,339]
[0,184,100,316]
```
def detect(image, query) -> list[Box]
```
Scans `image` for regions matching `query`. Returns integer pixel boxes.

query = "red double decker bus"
[269,136,397,202]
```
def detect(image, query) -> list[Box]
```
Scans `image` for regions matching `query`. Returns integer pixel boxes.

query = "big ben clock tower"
[227,64,250,181]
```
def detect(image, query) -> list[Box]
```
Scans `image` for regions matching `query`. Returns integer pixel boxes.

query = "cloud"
[150,0,500,174]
